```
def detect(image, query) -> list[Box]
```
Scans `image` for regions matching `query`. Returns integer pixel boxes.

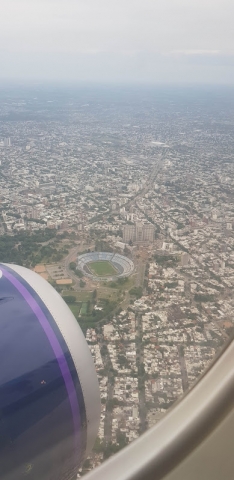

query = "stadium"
[77,252,135,281]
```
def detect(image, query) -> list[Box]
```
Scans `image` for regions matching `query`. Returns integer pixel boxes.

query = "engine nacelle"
[0,264,100,480]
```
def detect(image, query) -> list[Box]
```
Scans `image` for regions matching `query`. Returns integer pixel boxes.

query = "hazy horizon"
[1,0,234,85]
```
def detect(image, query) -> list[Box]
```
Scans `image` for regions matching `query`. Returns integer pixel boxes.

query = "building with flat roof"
[123,222,155,244]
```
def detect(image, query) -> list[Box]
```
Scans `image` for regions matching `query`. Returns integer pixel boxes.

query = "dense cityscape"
[0,85,234,475]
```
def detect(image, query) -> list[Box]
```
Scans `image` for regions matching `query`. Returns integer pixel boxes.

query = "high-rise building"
[123,225,135,243]
[135,223,144,242]
[123,222,155,244]
[181,253,190,266]
[3,137,11,147]
[140,223,155,242]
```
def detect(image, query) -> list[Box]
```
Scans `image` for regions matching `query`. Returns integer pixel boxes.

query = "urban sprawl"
[0,87,234,475]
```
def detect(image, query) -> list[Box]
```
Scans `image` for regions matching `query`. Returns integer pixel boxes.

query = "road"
[62,246,81,288]
[178,346,189,393]
[98,332,114,446]
[62,240,95,289]
[125,155,164,211]
[135,312,147,434]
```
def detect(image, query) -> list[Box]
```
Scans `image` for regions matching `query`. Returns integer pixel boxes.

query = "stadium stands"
[77,252,134,281]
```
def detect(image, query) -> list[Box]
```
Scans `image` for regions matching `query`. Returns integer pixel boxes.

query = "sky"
[0,0,234,84]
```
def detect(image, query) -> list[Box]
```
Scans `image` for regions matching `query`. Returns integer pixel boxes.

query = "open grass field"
[62,290,92,302]
[69,303,82,318]
[87,260,118,277]
[80,303,88,315]
[69,302,88,317]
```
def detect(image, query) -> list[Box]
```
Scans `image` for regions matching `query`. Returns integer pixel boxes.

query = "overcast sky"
[1,0,234,84]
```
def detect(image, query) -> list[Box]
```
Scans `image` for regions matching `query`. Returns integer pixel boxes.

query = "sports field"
[87,260,118,276]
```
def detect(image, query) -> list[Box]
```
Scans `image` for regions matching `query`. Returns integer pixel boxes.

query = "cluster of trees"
[154,254,179,267]
[94,240,113,252]
[109,277,128,288]
[165,281,178,289]
[106,398,124,410]
[0,229,57,266]
[129,286,143,299]
[63,295,76,304]
[117,353,130,368]
[194,293,215,303]
[69,262,84,278]
[65,296,117,333]
[89,213,104,224]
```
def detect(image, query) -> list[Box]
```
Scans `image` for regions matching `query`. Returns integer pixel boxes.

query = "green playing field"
[87,261,118,276]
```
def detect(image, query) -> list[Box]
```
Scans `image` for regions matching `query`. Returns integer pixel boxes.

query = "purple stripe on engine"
[1,266,80,449]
